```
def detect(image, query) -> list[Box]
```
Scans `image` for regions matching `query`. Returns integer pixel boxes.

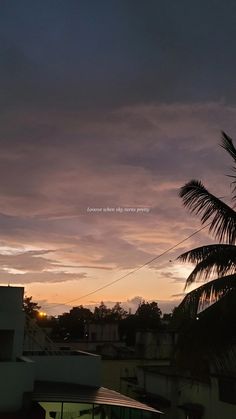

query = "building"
[0,286,162,418]
[88,321,119,343]
[134,361,236,419]
[129,293,236,419]
[135,330,174,360]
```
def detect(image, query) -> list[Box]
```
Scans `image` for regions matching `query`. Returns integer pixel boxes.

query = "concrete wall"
[0,287,25,360]
[210,376,236,419]
[135,331,173,360]
[0,287,35,412]
[139,369,173,407]
[0,286,104,414]
[139,369,236,419]
[88,323,119,342]
[177,375,236,419]
[0,287,24,311]
[30,352,101,387]
[0,360,34,411]
[102,358,169,395]
[0,311,25,359]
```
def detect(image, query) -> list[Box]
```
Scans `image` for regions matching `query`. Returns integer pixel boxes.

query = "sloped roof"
[32,381,162,414]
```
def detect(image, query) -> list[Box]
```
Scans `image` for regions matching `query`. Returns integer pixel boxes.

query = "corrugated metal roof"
[32,381,162,414]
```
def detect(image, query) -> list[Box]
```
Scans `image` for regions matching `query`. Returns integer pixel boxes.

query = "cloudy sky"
[1,1,236,314]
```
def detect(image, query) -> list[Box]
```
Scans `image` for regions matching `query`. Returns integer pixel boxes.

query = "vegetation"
[29,299,164,343]
[177,132,236,316]
[172,132,236,377]
[23,296,41,318]
[119,300,162,345]
[57,305,93,340]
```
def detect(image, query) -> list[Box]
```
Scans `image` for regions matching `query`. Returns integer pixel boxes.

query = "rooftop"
[32,381,161,414]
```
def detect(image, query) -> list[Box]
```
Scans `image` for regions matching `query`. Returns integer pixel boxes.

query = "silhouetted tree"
[23,296,41,318]
[119,301,162,345]
[119,314,137,346]
[135,300,162,328]
[93,302,112,321]
[110,302,128,320]
[58,305,93,339]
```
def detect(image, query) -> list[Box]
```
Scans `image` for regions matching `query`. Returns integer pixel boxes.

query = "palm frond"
[221,131,236,163]
[221,131,236,198]
[184,254,236,288]
[178,244,236,287]
[179,180,236,244]
[178,244,236,264]
[176,274,236,318]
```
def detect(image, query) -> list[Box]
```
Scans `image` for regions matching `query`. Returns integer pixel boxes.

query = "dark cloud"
[0,102,234,279]
[0,2,236,307]
[0,270,87,284]
[1,1,236,110]
[0,249,56,272]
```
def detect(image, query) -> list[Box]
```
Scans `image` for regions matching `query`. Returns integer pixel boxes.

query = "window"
[219,377,236,404]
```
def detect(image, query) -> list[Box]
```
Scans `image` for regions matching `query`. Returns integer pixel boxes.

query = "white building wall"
[30,352,101,387]
[0,287,35,411]
[0,311,25,359]
[0,286,25,359]
[0,286,105,413]
[141,370,236,419]
[0,360,34,411]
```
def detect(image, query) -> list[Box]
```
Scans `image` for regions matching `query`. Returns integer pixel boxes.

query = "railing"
[24,314,62,355]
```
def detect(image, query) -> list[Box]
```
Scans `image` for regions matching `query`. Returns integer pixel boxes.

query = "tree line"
[24,298,169,345]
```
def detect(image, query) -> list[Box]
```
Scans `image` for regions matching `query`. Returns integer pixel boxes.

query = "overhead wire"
[42,222,211,311]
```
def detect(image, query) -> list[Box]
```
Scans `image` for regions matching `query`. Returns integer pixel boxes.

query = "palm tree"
[177,132,236,315]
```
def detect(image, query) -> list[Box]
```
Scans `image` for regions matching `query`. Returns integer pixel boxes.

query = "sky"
[1,1,236,314]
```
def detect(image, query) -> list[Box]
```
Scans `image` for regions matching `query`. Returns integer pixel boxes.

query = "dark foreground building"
[0,286,161,418]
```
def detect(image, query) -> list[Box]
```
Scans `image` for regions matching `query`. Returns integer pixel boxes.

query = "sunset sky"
[1,1,236,314]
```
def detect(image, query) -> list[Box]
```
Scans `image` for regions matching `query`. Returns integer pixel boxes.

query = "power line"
[42,222,211,311]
